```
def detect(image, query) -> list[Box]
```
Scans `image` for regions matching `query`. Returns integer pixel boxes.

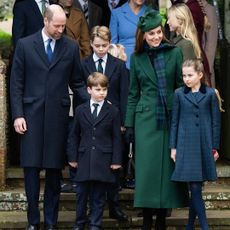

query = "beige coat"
[202,0,218,86]
[66,6,91,59]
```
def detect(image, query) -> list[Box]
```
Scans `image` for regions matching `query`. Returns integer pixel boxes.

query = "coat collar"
[33,30,66,68]
[120,2,146,26]
[136,52,157,85]
[183,83,207,105]
[183,83,207,94]
[82,101,110,125]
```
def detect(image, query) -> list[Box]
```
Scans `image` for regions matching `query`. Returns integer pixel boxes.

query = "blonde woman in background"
[167,3,201,60]
[108,43,128,62]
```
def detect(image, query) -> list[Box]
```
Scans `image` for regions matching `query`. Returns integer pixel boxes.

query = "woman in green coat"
[125,9,188,230]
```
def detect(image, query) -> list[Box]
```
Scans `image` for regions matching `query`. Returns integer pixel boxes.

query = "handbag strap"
[128,142,133,158]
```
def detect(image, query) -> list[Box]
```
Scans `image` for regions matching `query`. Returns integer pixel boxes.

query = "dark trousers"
[106,180,120,212]
[142,208,167,230]
[24,167,61,225]
[75,181,107,229]
[186,182,209,230]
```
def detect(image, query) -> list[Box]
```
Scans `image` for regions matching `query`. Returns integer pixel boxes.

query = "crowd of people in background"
[9,0,221,230]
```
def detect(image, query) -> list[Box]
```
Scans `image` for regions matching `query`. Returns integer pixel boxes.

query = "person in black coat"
[67,72,122,230]
[10,5,87,230]
[12,0,53,47]
[81,25,129,221]
[90,0,127,26]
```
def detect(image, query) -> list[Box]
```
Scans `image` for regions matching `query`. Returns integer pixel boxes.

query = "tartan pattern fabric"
[146,43,175,129]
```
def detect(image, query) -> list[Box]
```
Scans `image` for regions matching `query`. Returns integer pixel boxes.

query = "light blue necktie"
[46,38,53,62]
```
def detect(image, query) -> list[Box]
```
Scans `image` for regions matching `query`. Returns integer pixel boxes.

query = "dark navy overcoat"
[67,101,122,183]
[170,85,221,181]
[10,31,87,169]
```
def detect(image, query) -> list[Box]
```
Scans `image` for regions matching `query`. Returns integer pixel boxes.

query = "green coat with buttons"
[125,45,189,208]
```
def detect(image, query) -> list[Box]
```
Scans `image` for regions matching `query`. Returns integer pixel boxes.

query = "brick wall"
[0,57,7,187]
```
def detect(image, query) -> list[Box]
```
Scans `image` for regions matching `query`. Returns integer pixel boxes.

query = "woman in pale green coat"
[125,9,188,230]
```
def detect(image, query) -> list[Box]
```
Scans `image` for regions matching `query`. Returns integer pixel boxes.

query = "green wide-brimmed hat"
[137,9,162,32]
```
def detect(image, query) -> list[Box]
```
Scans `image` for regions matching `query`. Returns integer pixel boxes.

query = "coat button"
[196,114,199,118]
[92,136,95,140]
[92,146,95,150]
[195,123,199,127]
[93,127,96,130]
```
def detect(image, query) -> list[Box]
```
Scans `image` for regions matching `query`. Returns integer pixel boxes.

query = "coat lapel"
[30,0,43,22]
[121,3,146,26]
[86,55,97,73]
[34,31,50,66]
[82,101,94,124]
[138,53,157,85]
[94,102,110,126]
[184,85,207,105]
[50,37,65,68]
[104,54,116,79]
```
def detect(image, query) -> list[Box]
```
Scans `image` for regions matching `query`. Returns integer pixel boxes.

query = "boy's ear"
[87,86,91,95]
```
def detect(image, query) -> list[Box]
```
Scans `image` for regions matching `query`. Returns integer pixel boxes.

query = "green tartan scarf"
[146,43,175,129]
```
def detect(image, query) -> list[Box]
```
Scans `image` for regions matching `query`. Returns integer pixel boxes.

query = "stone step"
[1,183,230,211]
[0,209,230,229]
[5,159,230,187]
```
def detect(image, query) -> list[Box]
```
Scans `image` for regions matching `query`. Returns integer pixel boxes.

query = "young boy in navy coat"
[81,25,129,221]
[67,72,122,230]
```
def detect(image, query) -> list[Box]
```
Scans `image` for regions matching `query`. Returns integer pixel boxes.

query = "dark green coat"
[125,46,188,208]
[173,35,196,61]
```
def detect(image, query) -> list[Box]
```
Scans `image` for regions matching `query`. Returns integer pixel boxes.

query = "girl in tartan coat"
[170,59,221,230]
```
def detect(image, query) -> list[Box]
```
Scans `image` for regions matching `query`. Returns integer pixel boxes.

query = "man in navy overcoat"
[10,5,87,230]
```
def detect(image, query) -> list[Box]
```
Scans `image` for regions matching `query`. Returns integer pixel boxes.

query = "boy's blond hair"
[87,72,109,88]
[90,26,111,42]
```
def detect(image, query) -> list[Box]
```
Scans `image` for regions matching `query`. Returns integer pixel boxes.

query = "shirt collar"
[41,29,55,44]
[93,53,108,63]
[90,99,104,107]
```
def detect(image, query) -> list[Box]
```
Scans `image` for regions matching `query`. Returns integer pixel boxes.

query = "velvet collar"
[184,83,207,94]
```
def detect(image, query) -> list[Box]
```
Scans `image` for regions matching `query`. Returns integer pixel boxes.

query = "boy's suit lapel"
[94,102,110,126]
[82,101,94,124]
[86,55,97,74]
[104,54,116,79]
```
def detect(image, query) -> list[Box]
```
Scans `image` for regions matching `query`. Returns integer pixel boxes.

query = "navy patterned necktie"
[46,38,53,63]
[92,103,99,119]
[97,59,103,73]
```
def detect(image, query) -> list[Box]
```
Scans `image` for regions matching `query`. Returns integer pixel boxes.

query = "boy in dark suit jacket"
[81,25,129,221]
[67,72,122,230]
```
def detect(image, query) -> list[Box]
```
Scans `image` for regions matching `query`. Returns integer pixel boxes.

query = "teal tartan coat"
[125,45,189,208]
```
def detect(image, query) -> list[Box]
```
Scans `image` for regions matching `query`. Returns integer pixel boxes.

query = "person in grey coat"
[170,59,221,230]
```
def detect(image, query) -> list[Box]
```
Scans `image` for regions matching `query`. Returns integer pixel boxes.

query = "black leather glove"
[125,127,134,143]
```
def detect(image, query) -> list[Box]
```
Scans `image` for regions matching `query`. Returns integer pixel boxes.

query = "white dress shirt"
[35,0,49,14]
[93,53,108,74]
[42,29,56,52]
[90,99,104,117]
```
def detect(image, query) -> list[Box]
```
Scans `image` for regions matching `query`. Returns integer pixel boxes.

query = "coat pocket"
[23,97,37,104]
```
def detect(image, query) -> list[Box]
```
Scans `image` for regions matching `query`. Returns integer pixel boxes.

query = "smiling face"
[91,37,110,58]
[183,66,203,91]
[87,85,108,102]
[144,26,163,48]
